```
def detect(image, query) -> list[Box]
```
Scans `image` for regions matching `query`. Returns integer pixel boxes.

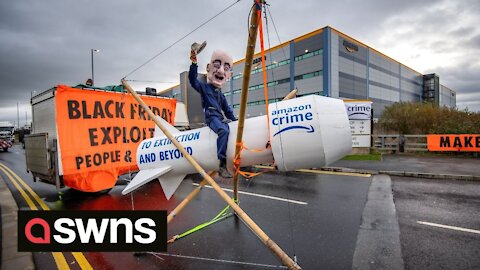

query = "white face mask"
[206,50,233,88]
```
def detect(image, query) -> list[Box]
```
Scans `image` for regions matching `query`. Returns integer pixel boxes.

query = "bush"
[379,102,480,134]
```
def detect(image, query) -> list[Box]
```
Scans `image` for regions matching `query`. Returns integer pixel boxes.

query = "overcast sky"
[1,0,479,126]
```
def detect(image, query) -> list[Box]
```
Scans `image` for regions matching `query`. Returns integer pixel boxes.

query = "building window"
[232,70,321,95]
[294,49,322,62]
[251,59,291,75]
[232,97,284,109]
[231,49,321,81]
[294,70,321,81]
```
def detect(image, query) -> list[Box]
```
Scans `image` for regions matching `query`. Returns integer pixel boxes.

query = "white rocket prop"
[122,95,352,199]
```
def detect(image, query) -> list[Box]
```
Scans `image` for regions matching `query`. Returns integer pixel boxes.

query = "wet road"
[1,145,372,269]
[0,146,370,269]
[392,177,480,270]
[7,145,479,270]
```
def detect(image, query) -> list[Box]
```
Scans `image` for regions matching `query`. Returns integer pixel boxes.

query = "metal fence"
[372,135,428,152]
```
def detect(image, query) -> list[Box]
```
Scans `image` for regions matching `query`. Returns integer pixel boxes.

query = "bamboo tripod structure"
[166,88,297,226]
[167,172,215,224]
[122,80,301,270]
[232,0,262,202]
[124,1,300,268]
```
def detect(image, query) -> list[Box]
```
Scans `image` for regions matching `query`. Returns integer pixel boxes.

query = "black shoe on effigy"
[218,159,233,178]
[218,166,233,178]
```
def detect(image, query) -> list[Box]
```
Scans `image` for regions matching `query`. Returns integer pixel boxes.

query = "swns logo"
[18,210,166,252]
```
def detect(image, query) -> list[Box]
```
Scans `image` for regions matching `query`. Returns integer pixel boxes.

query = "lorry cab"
[0,121,15,142]
[0,121,15,151]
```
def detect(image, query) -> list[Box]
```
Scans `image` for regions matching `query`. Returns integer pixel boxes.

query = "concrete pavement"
[330,154,480,181]
[0,174,34,270]
[352,175,404,270]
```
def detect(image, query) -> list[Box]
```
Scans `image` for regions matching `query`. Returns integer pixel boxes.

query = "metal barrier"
[372,135,428,152]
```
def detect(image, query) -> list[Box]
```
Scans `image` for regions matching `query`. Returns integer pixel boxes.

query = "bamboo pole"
[168,89,298,224]
[121,80,300,270]
[283,88,298,100]
[233,0,263,202]
[167,172,215,224]
[168,87,297,225]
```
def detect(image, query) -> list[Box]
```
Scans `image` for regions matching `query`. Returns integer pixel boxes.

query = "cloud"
[470,34,480,49]
[434,61,480,111]
[364,0,480,111]
[0,104,31,127]
[449,26,476,37]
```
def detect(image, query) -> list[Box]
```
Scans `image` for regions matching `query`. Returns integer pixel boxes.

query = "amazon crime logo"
[346,103,371,120]
[271,104,315,136]
[18,210,167,252]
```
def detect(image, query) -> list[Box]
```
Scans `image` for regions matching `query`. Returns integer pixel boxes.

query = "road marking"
[192,183,307,205]
[0,163,50,210]
[254,165,371,178]
[0,165,37,210]
[150,252,288,269]
[72,252,94,270]
[0,162,93,270]
[52,252,70,270]
[296,168,371,178]
[417,221,480,235]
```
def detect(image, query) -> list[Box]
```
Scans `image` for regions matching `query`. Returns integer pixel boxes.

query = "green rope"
[171,200,236,242]
[212,204,231,220]
[175,212,233,240]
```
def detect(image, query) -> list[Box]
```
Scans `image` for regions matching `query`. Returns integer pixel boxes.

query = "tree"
[379,102,480,134]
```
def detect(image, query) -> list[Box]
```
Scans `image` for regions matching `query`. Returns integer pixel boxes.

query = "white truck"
[0,121,14,151]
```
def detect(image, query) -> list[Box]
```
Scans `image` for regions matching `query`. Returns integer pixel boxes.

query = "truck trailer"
[25,85,182,192]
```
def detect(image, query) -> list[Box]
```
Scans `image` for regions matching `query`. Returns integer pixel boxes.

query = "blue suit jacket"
[188,63,236,124]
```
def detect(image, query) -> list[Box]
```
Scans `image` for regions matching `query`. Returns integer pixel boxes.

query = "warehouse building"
[160,26,456,124]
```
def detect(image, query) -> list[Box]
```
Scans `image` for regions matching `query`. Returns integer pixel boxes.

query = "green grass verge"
[342,154,382,161]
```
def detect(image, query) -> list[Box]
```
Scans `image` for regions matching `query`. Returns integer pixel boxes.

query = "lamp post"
[17,102,19,129]
[91,49,100,86]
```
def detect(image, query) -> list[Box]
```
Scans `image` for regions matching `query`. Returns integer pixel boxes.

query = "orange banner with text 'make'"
[55,85,176,192]
[427,134,480,152]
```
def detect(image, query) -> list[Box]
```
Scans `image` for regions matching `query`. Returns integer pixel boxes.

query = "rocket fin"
[158,173,186,200]
[122,166,172,195]
[154,116,179,137]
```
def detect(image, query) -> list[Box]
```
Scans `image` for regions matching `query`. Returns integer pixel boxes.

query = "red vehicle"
[0,139,12,151]
[0,121,15,151]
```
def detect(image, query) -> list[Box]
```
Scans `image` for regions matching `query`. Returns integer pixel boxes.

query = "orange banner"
[55,85,176,192]
[427,134,480,152]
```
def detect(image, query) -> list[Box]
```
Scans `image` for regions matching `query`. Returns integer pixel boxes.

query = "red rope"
[233,1,273,180]
[258,5,271,147]
[233,142,274,179]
